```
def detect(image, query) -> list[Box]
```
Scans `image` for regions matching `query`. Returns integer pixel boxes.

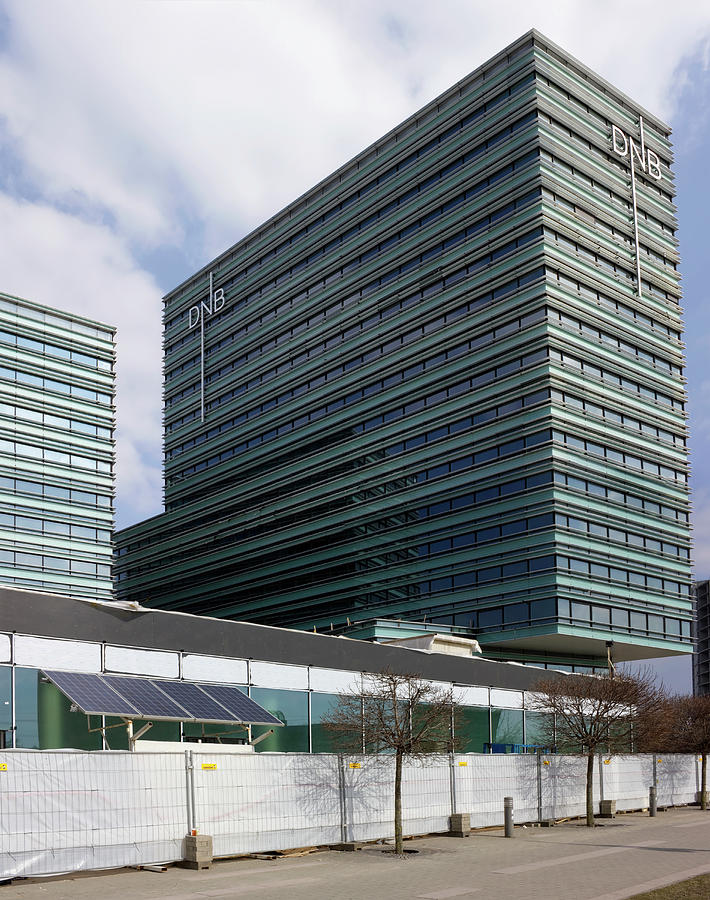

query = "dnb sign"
[189,278,225,331]
[610,117,663,181]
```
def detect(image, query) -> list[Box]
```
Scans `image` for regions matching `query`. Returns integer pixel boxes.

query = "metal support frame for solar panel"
[42,670,283,749]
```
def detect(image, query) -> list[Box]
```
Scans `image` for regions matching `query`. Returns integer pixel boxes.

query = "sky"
[1,0,708,691]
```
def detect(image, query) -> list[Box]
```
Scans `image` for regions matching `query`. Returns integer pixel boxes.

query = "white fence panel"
[343,755,394,842]
[453,754,538,827]
[605,755,653,811]
[192,752,341,856]
[656,754,698,807]
[539,754,589,820]
[0,750,186,879]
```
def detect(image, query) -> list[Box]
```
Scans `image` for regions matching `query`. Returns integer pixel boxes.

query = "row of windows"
[0,298,113,341]
[449,595,690,639]
[0,475,112,509]
[167,207,544,409]
[549,346,682,410]
[426,554,556,594]
[168,274,545,441]
[421,512,554,556]
[541,186,677,276]
[555,512,689,560]
[548,307,681,377]
[540,144,675,268]
[559,555,689,597]
[0,365,112,406]
[547,265,680,342]
[167,204,542,419]
[170,358,548,486]
[165,168,541,381]
[552,470,687,523]
[560,598,690,639]
[0,549,111,577]
[165,73,537,330]
[540,148,676,244]
[551,429,686,484]
[550,388,684,448]
[0,512,111,543]
[545,224,673,304]
[0,402,113,440]
[419,470,554,520]
[365,365,548,444]
[0,329,112,371]
[0,438,111,474]
[168,321,547,466]
[416,429,552,485]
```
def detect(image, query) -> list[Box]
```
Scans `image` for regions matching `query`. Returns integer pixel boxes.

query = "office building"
[0,292,115,600]
[115,30,691,669]
[693,580,709,695]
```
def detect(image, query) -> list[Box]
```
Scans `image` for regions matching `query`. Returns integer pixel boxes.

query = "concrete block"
[696,791,709,806]
[181,834,213,870]
[449,813,470,837]
[599,800,616,818]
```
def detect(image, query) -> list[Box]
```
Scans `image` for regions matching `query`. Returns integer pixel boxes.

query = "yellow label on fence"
[604,759,611,765]
[657,758,663,763]
[543,760,550,766]
[201,763,217,770]
[458,761,468,766]
[0,763,6,771]
[349,762,361,769]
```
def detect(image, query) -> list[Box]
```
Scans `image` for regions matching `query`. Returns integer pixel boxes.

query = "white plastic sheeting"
[0,750,186,879]
[0,750,702,880]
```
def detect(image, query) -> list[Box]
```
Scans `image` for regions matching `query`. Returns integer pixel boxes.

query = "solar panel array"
[42,670,283,726]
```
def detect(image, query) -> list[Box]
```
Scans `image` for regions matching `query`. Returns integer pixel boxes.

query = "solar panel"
[102,675,189,719]
[153,680,237,723]
[43,671,141,717]
[201,683,283,726]
[42,670,284,727]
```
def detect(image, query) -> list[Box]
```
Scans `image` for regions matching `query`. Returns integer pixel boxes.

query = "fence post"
[189,750,198,833]
[338,755,348,843]
[649,785,657,817]
[449,752,457,816]
[598,753,605,807]
[537,750,542,823]
[184,749,193,834]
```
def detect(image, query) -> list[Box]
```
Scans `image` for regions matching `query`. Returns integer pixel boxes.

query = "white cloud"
[0,194,162,527]
[2,0,707,256]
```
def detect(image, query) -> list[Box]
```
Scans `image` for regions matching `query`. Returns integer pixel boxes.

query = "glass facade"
[114,32,691,665]
[0,292,115,599]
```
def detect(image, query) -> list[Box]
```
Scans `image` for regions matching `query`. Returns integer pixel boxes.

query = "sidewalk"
[5,807,710,900]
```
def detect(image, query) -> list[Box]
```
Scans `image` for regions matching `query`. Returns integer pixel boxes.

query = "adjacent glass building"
[115,30,691,668]
[693,580,709,695]
[0,292,115,599]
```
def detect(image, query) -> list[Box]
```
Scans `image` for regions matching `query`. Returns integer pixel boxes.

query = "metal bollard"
[504,796,514,837]
[649,786,657,817]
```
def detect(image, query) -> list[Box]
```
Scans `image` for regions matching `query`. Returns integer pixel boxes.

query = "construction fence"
[0,749,702,879]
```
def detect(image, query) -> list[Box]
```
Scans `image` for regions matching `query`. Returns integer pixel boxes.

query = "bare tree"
[656,695,710,810]
[529,670,664,827]
[323,670,458,854]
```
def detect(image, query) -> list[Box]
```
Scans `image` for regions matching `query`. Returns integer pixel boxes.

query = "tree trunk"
[394,749,403,854]
[702,753,707,812]
[586,750,595,827]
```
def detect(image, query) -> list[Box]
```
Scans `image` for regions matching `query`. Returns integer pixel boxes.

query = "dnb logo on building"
[188,275,225,330]
[610,117,663,181]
